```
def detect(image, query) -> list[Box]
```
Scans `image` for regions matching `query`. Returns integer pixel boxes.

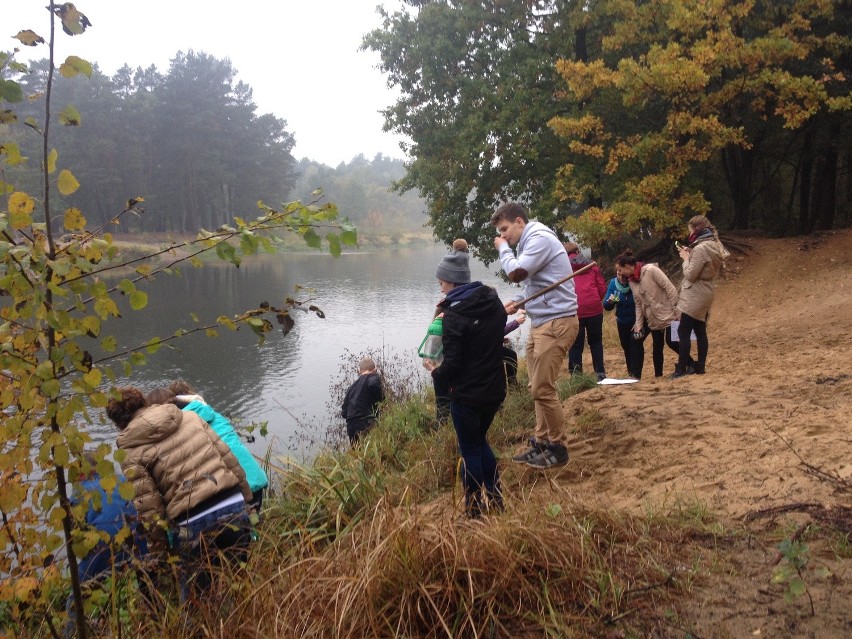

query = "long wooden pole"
[514,261,596,308]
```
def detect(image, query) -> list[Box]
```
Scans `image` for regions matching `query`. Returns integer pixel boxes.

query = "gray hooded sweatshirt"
[497,221,578,327]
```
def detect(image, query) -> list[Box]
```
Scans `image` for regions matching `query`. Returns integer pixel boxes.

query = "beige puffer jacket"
[116,403,252,542]
[677,236,724,321]
[630,263,680,332]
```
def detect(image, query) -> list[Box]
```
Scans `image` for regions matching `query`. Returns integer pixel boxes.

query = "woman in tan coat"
[673,215,725,377]
[614,250,680,377]
[106,387,253,599]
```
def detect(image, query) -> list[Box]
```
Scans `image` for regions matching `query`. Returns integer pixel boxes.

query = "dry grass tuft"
[206,494,706,638]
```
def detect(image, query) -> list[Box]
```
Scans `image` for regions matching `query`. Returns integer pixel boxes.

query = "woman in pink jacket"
[564,242,608,380]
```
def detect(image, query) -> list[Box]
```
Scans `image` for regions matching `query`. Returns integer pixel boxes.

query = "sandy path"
[554,230,851,636]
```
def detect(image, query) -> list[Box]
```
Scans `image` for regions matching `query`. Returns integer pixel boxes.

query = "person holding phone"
[673,216,726,377]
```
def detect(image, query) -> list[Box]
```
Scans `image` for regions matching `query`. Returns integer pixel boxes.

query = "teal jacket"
[182,401,269,493]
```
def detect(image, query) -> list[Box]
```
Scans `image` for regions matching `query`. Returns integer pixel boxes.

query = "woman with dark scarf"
[613,250,680,378]
[673,216,726,377]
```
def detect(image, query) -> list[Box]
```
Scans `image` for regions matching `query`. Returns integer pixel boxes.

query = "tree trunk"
[721,145,754,230]
[798,136,814,235]
[815,134,839,231]
[575,25,588,62]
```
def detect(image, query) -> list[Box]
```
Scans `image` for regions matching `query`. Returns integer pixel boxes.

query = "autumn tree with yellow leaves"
[552,0,851,245]
[367,0,849,254]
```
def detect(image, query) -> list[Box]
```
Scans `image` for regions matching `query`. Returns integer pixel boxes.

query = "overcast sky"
[10,0,407,166]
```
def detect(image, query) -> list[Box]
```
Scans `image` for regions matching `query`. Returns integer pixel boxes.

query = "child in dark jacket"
[341,358,385,445]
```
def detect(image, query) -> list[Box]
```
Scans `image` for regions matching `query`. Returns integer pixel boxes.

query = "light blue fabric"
[603,277,637,326]
[182,401,269,493]
[497,221,578,327]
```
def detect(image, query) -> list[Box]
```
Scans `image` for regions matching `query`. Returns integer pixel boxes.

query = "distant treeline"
[5,51,426,236]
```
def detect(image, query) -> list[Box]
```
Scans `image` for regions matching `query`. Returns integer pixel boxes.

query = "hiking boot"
[522,442,569,469]
[670,367,693,379]
[511,438,543,463]
[693,362,705,374]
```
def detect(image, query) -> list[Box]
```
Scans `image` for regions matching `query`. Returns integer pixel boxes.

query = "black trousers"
[346,417,376,445]
[568,314,605,376]
[636,325,678,377]
[616,322,645,379]
[676,313,708,372]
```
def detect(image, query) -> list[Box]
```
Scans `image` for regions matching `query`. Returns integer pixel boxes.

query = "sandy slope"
[557,230,851,637]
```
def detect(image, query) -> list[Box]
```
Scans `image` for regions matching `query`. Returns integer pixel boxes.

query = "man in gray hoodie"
[492,202,578,468]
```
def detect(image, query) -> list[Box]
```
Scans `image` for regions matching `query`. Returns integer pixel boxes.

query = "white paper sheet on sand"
[597,378,640,385]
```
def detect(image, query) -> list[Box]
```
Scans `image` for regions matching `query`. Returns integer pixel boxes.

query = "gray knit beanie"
[435,238,471,284]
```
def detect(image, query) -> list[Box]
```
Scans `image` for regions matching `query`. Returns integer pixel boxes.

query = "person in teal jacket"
[602,275,644,379]
[158,382,270,510]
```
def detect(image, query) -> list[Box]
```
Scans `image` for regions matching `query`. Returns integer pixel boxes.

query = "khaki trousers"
[526,315,578,446]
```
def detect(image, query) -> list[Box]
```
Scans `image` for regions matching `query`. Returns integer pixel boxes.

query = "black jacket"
[432,282,507,406]
[342,372,384,424]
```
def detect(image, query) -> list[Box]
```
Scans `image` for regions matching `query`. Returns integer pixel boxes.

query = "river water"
[93,244,525,460]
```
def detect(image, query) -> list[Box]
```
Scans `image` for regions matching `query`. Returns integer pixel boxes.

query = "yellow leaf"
[8,192,35,229]
[57,169,80,196]
[9,191,35,215]
[98,477,116,498]
[63,207,86,231]
[83,368,102,388]
[59,104,81,127]
[13,30,45,47]
[12,576,39,600]
[117,482,135,501]
[59,56,93,77]
[47,148,58,174]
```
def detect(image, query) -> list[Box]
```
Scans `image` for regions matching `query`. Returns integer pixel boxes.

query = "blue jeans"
[450,400,502,516]
[171,500,252,600]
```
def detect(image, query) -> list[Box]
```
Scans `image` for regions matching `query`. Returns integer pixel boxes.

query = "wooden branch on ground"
[743,502,822,523]
[767,425,851,493]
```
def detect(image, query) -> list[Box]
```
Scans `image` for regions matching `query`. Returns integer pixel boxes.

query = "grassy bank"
[25,371,734,638]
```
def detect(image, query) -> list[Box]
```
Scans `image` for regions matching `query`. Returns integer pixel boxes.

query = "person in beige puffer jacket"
[107,387,253,597]
[673,215,726,377]
[614,249,681,377]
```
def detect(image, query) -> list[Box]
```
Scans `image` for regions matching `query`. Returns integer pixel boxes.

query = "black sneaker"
[511,438,543,463]
[523,442,569,469]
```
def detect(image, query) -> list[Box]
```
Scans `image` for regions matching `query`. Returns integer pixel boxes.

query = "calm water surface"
[95,245,525,459]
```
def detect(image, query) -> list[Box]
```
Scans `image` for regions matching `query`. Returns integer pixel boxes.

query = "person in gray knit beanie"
[435,238,471,284]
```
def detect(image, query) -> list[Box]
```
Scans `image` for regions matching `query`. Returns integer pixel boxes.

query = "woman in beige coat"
[673,216,725,377]
[107,386,253,599]
[614,250,680,377]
